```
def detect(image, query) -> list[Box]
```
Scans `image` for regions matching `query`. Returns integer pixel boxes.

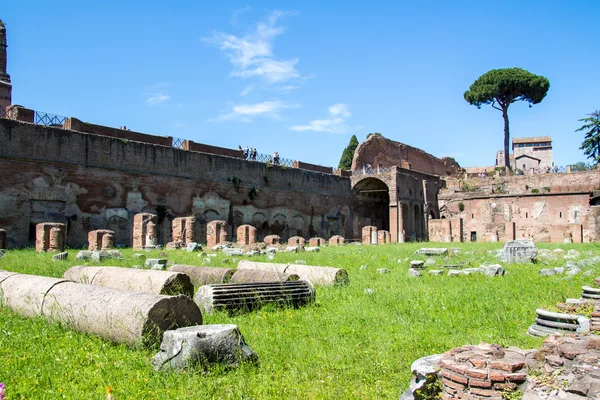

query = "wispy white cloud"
[289,104,351,134]
[143,83,171,106]
[207,11,306,88]
[240,85,254,96]
[213,100,298,122]
[230,6,251,26]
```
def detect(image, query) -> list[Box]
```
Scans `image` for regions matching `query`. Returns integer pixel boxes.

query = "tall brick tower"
[0,19,12,113]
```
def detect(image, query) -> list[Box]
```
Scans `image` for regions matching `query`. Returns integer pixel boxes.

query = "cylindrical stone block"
[237,260,349,286]
[42,282,202,346]
[0,274,68,317]
[168,265,235,287]
[195,279,315,314]
[49,227,64,252]
[101,233,114,250]
[230,269,299,284]
[63,266,194,297]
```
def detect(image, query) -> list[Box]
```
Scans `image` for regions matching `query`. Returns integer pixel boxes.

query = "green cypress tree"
[338,135,359,170]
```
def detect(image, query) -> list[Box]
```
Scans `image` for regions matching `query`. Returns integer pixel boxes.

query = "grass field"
[0,242,599,399]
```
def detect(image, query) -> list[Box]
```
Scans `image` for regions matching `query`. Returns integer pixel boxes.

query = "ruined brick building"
[0,19,598,247]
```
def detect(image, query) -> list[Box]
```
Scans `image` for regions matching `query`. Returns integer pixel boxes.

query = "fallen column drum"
[237,260,349,286]
[0,271,202,346]
[168,265,235,287]
[63,266,194,297]
[229,269,299,284]
[195,279,315,313]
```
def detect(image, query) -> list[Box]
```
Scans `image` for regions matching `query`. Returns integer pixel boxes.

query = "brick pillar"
[207,220,228,248]
[288,236,306,245]
[101,233,114,250]
[362,226,377,245]
[398,202,405,243]
[377,230,391,244]
[171,217,185,243]
[571,224,583,243]
[309,237,325,247]
[184,217,196,244]
[0,229,6,249]
[328,235,345,245]
[36,223,66,252]
[505,221,516,241]
[49,227,65,252]
[442,219,452,242]
[88,229,115,251]
[389,203,399,243]
[236,224,257,245]
[263,235,280,245]
[132,213,157,250]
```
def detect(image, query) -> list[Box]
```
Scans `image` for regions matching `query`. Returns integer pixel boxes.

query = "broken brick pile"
[439,343,527,400]
[526,334,600,398]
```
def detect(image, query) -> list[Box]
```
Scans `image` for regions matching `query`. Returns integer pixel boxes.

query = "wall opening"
[353,177,390,232]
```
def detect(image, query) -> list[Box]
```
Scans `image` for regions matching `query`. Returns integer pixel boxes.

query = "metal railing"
[172,137,185,149]
[351,166,393,177]
[34,111,67,127]
[244,151,294,168]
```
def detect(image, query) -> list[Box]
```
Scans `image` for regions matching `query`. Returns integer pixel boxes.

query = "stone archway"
[352,177,390,232]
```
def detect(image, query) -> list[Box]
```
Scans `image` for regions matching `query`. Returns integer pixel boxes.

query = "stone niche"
[207,220,228,248]
[172,217,196,245]
[36,223,66,253]
[329,235,345,246]
[288,236,305,245]
[132,213,158,250]
[362,226,378,245]
[236,225,257,245]
[377,230,391,244]
[88,229,115,251]
[0,229,6,249]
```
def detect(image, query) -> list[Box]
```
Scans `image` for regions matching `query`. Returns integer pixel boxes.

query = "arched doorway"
[353,177,390,232]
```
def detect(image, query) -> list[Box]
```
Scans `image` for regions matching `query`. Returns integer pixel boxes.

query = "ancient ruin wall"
[0,119,355,247]
[351,135,460,176]
[439,193,593,242]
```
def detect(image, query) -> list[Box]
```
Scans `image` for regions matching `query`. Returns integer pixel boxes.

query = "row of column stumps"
[5,215,352,252]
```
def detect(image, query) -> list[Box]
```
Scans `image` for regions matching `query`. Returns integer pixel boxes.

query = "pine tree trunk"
[503,107,510,170]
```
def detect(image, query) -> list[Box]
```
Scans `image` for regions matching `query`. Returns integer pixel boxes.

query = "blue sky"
[3,1,599,168]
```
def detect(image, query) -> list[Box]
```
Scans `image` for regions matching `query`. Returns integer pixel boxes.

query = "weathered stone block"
[153,325,257,371]
[88,229,115,251]
[500,240,538,263]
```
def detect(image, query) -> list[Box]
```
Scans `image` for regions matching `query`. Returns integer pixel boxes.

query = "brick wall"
[182,140,244,159]
[292,161,333,174]
[65,118,172,146]
[0,119,357,248]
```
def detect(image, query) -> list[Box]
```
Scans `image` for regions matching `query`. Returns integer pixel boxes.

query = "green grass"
[1,242,599,399]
